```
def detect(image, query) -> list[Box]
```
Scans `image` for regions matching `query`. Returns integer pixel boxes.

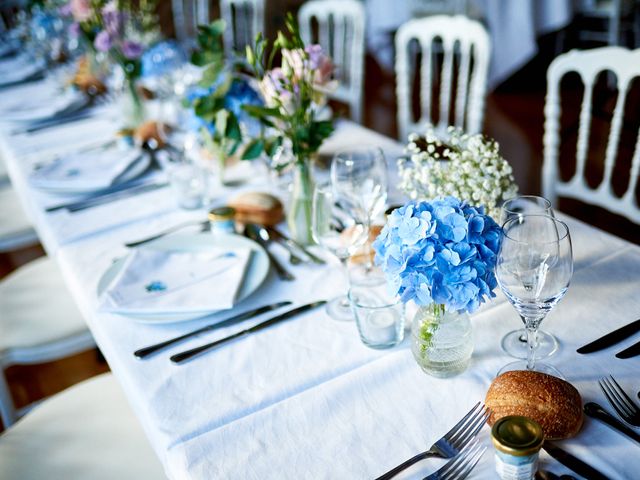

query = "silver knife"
[576,318,640,354]
[542,443,609,480]
[59,182,168,213]
[133,301,292,359]
[615,339,640,359]
[584,402,640,444]
[170,300,327,363]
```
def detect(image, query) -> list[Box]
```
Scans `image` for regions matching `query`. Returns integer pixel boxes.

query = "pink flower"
[259,68,293,113]
[305,44,334,86]
[281,48,307,82]
[70,0,91,22]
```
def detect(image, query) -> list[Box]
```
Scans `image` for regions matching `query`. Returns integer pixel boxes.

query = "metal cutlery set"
[133,300,325,364]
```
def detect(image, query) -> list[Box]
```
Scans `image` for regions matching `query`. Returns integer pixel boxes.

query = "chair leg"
[0,370,17,428]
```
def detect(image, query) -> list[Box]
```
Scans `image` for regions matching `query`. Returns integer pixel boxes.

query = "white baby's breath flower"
[398,126,518,219]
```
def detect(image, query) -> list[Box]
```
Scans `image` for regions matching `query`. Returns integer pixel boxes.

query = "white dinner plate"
[33,153,151,195]
[96,232,270,323]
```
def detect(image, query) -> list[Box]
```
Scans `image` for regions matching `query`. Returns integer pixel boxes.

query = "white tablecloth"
[366,0,574,88]
[2,78,640,480]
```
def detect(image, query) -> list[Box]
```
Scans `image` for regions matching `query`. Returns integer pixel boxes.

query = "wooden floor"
[1,27,638,432]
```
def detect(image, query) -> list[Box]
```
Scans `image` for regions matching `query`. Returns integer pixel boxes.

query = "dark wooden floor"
[1,24,639,432]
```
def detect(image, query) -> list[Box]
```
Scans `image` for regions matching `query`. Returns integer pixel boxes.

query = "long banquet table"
[1,78,640,479]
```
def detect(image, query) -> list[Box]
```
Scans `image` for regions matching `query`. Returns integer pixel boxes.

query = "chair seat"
[0,373,166,479]
[0,256,88,353]
[0,184,38,252]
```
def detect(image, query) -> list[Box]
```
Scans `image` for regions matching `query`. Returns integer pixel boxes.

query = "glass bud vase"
[288,160,315,245]
[410,304,473,378]
[121,75,145,129]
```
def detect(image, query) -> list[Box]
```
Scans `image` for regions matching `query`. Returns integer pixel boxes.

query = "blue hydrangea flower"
[373,197,502,314]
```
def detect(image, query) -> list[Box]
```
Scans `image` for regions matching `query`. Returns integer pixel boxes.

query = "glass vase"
[288,159,315,245]
[410,304,473,378]
[121,75,145,128]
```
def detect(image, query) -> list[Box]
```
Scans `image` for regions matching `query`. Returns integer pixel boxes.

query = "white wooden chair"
[0,373,166,479]
[394,15,490,141]
[410,0,469,16]
[0,256,95,427]
[171,0,211,45]
[0,155,38,252]
[0,184,39,253]
[578,0,638,47]
[542,47,640,224]
[220,0,264,57]
[298,0,366,123]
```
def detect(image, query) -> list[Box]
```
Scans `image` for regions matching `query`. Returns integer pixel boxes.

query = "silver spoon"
[253,224,303,265]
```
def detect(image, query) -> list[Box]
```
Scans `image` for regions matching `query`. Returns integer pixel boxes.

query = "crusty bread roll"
[228,192,284,226]
[485,370,583,440]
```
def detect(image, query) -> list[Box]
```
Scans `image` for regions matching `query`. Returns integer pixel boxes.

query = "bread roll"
[228,192,284,226]
[485,370,583,440]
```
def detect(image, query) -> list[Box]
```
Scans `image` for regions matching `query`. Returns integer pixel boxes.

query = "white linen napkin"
[100,247,252,314]
[29,147,142,191]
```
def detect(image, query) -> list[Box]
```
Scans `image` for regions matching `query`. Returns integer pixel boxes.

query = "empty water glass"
[349,285,405,349]
[167,161,206,210]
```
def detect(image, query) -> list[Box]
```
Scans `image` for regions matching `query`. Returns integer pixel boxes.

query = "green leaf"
[225,113,242,142]
[241,139,265,160]
[265,136,284,157]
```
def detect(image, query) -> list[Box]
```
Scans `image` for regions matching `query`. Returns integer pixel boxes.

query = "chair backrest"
[220,0,264,57]
[298,0,366,123]
[172,0,211,44]
[410,0,469,16]
[394,15,490,141]
[542,47,640,224]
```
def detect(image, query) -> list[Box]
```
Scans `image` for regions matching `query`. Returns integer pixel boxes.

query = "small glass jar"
[491,416,544,480]
[208,206,236,236]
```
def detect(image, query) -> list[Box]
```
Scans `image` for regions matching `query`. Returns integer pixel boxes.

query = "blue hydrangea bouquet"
[373,196,502,377]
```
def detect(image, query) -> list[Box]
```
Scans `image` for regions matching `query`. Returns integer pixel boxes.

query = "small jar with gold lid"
[491,415,544,480]
[208,206,236,236]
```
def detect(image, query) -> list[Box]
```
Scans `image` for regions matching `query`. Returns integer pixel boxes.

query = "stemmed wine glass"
[496,214,573,377]
[312,181,369,320]
[500,195,559,360]
[330,147,387,285]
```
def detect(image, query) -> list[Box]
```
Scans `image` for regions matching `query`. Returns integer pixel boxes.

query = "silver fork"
[375,402,490,480]
[599,375,640,427]
[423,439,486,480]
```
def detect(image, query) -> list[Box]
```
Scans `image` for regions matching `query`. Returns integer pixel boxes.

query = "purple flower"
[68,22,80,37]
[59,3,72,16]
[122,41,144,59]
[102,1,124,35]
[94,30,112,52]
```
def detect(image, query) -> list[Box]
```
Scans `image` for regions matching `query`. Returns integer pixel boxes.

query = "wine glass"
[496,214,573,377]
[312,181,369,320]
[331,147,387,285]
[499,195,559,360]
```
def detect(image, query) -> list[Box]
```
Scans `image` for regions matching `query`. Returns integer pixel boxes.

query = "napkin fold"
[100,247,252,314]
[30,147,143,191]
[4,88,87,123]
[0,56,44,86]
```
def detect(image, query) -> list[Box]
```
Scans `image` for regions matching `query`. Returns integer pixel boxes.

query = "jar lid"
[208,206,235,222]
[491,416,544,456]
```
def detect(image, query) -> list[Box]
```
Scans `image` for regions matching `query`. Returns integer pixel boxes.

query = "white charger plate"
[96,232,270,323]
